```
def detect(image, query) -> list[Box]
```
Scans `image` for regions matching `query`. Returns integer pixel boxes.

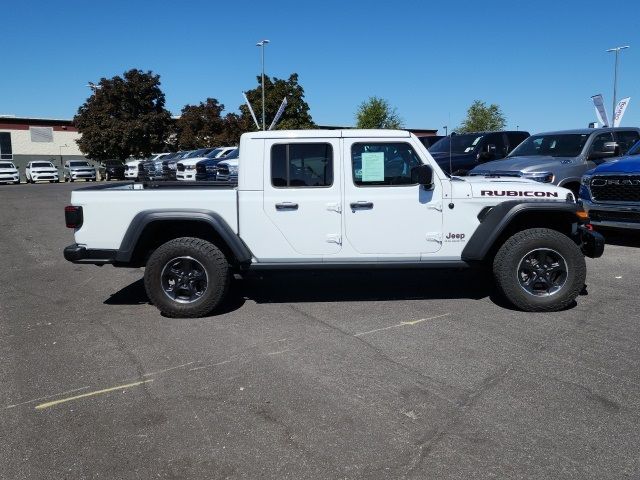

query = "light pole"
[606,45,629,123]
[443,125,448,136]
[256,39,270,130]
[59,144,68,167]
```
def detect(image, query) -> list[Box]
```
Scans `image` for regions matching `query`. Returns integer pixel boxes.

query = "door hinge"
[425,232,443,243]
[326,202,342,213]
[326,234,342,245]
[427,202,443,212]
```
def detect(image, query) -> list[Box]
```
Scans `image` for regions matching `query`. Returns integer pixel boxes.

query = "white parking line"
[354,313,450,337]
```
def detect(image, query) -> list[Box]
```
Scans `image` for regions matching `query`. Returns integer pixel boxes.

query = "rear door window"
[271,143,333,188]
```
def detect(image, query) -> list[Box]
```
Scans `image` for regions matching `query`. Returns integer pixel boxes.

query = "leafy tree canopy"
[457,100,506,132]
[74,69,172,161]
[176,98,225,149]
[241,73,315,131]
[355,97,403,129]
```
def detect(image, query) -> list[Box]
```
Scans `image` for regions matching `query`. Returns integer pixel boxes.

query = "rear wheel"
[493,228,585,312]
[144,237,231,318]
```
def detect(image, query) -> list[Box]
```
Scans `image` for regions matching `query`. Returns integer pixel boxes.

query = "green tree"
[457,100,506,132]
[74,69,172,160]
[355,97,403,129]
[176,98,225,149]
[241,73,315,130]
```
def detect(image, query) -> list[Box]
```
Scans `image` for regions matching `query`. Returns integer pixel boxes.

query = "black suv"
[428,130,530,175]
[98,160,126,181]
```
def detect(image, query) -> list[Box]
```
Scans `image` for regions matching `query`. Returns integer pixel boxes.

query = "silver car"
[468,128,640,196]
[63,160,96,182]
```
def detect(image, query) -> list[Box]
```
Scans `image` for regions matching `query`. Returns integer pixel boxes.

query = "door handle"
[275,202,299,211]
[350,201,374,210]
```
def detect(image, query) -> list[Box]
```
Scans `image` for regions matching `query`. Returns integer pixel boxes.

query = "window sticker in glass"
[361,152,384,182]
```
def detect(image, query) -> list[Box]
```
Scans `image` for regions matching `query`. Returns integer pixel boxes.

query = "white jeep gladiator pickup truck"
[64,129,604,317]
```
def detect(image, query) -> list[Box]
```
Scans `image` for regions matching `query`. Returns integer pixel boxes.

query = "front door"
[263,139,342,256]
[343,139,443,259]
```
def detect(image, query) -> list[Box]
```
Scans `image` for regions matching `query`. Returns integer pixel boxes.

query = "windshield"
[69,161,91,167]
[627,139,640,156]
[205,148,224,158]
[0,162,15,169]
[186,148,211,158]
[223,149,239,159]
[429,134,484,154]
[32,162,54,168]
[509,134,590,158]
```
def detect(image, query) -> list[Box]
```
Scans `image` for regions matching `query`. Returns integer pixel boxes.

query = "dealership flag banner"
[243,93,260,130]
[613,97,631,127]
[268,96,288,131]
[591,94,610,127]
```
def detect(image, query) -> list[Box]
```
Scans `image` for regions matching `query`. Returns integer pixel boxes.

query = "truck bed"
[70,181,238,250]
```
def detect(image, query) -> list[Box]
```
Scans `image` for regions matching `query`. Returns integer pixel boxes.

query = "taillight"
[65,205,83,229]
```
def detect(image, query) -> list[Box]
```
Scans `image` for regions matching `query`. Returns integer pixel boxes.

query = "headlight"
[523,171,554,183]
[229,166,239,174]
[581,175,591,186]
[186,165,196,170]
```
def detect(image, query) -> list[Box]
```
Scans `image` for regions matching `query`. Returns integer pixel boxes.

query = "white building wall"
[1,128,83,156]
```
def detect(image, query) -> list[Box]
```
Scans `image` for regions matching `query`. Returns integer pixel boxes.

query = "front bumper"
[176,171,196,181]
[581,199,640,230]
[32,173,59,181]
[64,244,117,265]
[70,172,96,180]
[0,173,19,182]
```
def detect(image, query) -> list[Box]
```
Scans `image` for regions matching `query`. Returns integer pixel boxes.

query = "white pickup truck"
[64,129,604,317]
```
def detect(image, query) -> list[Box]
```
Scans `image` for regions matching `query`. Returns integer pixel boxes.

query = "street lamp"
[256,39,270,131]
[443,125,448,136]
[606,45,630,122]
[59,144,68,167]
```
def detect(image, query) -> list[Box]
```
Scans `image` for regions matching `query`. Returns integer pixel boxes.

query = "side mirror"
[411,164,433,189]
[589,142,618,160]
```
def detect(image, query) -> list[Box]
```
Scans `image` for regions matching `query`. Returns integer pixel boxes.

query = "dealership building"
[0,116,89,174]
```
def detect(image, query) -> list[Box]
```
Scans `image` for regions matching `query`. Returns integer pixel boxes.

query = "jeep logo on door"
[591,178,640,186]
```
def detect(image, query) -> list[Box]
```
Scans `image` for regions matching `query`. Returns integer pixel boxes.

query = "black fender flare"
[114,209,253,265]
[461,201,579,261]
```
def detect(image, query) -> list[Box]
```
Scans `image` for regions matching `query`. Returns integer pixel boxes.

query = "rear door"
[263,139,342,255]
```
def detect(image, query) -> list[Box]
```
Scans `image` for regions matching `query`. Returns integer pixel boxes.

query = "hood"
[463,176,570,199]
[0,167,18,173]
[219,159,239,167]
[177,158,207,166]
[31,167,58,172]
[470,155,574,174]
[68,165,95,170]
[588,155,640,174]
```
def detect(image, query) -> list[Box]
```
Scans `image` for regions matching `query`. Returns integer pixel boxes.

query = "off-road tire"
[144,237,231,318]
[493,228,585,312]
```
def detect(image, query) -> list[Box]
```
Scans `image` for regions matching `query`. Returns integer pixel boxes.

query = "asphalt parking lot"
[1,182,640,479]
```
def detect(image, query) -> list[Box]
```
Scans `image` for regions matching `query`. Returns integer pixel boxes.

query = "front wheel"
[493,228,586,312]
[144,237,231,318]
[104,172,110,181]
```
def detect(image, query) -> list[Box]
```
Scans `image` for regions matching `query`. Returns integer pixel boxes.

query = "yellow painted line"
[5,385,91,410]
[353,313,450,337]
[35,379,153,410]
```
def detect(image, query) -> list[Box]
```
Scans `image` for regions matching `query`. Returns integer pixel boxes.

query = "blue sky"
[2,0,639,134]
